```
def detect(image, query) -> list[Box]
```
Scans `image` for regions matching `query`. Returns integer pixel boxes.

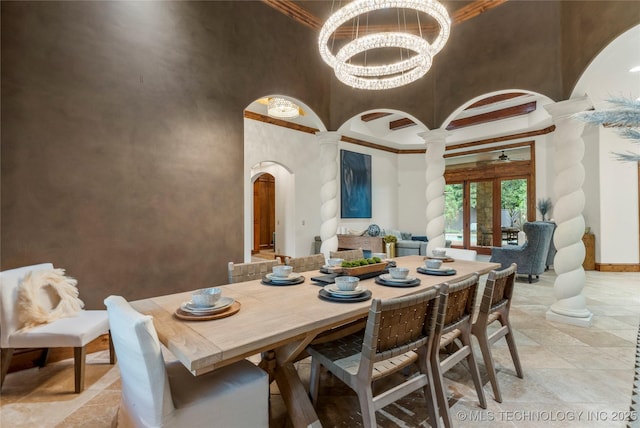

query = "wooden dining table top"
[130,255,500,376]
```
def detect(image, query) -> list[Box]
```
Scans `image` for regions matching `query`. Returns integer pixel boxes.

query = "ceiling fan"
[498,151,510,161]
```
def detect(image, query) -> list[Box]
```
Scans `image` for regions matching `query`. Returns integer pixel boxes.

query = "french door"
[445,171,533,255]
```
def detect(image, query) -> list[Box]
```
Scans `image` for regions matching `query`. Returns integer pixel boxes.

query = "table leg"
[274,362,322,428]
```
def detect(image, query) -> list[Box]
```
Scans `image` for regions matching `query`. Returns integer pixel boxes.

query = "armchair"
[489,222,555,283]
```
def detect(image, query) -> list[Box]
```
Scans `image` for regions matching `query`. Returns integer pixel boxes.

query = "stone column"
[420,129,448,256]
[316,131,340,258]
[544,97,593,327]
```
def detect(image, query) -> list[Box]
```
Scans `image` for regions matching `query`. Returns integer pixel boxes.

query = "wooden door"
[253,174,275,253]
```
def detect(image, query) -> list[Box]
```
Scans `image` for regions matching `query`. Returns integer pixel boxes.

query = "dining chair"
[441,248,477,261]
[104,295,269,428]
[306,288,442,427]
[431,274,486,427]
[1,263,114,393]
[285,254,325,272]
[227,259,280,283]
[329,248,364,261]
[471,263,523,402]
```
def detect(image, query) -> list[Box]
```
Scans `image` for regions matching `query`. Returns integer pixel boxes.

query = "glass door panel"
[500,178,528,245]
[470,181,493,249]
[444,183,463,247]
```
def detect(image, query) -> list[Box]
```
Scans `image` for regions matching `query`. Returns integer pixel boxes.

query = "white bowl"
[327,258,344,267]
[432,249,447,258]
[334,276,359,291]
[388,267,410,279]
[272,265,293,278]
[192,287,222,307]
[426,259,443,269]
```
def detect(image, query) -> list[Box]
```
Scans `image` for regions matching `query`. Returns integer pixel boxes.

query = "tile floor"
[1,268,639,427]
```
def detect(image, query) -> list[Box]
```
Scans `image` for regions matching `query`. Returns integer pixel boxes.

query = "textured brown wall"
[560,1,640,99]
[1,1,329,308]
[1,1,637,309]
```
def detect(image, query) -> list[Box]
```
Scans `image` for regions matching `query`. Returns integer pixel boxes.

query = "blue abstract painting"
[341,150,372,218]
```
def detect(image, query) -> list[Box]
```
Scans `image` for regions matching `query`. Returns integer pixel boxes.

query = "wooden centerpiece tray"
[342,262,387,277]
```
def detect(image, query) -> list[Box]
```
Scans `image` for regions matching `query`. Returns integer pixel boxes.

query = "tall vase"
[385,242,396,258]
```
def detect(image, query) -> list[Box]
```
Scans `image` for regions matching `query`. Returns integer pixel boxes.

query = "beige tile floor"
[1,268,639,427]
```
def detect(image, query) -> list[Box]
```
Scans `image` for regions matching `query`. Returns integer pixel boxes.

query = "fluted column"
[544,97,593,327]
[316,131,340,258]
[420,129,448,255]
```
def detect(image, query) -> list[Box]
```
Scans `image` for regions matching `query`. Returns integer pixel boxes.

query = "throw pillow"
[17,268,84,330]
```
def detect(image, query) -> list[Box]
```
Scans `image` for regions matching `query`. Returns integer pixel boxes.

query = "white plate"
[322,265,343,270]
[265,272,303,282]
[379,273,416,283]
[429,255,450,260]
[181,297,235,314]
[324,284,366,297]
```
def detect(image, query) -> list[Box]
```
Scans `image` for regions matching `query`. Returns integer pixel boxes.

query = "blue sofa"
[490,221,555,283]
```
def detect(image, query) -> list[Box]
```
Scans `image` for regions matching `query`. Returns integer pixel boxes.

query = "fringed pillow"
[17,268,84,330]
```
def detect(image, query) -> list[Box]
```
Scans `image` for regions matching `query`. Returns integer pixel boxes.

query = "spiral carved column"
[316,131,340,258]
[420,130,448,255]
[544,97,593,327]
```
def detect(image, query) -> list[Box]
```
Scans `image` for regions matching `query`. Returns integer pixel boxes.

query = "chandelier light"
[267,97,300,118]
[318,0,451,90]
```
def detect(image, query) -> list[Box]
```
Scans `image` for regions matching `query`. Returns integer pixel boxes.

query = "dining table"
[130,255,500,428]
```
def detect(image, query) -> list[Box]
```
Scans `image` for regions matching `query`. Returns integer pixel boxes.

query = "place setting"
[425,248,455,262]
[318,276,372,303]
[374,267,421,287]
[319,257,344,274]
[416,258,457,276]
[175,287,240,321]
[262,265,305,286]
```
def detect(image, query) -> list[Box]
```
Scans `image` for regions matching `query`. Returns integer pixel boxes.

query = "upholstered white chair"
[442,248,478,261]
[1,263,113,393]
[104,295,269,428]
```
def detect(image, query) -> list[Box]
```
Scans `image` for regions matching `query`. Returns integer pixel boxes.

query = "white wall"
[571,24,640,264]
[337,141,399,235]
[244,119,322,261]
[397,153,427,235]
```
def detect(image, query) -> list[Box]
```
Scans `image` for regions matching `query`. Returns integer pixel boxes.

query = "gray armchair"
[490,222,555,283]
[544,222,557,270]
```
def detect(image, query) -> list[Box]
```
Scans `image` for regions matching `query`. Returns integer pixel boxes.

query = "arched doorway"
[252,173,276,256]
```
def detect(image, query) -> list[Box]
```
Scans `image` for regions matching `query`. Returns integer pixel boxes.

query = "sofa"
[385,230,428,256]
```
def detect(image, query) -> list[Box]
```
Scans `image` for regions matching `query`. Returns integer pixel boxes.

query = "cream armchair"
[0,263,113,392]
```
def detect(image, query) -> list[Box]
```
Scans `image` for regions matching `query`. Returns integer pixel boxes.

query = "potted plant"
[383,235,398,258]
[537,198,553,221]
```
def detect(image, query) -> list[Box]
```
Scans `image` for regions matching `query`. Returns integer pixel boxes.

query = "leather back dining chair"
[285,254,325,272]
[1,263,114,393]
[471,263,523,402]
[227,259,280,284]
[329,249,364,261]
[306,288,442,427]
[431,274,486,427]
[104,295,269,427]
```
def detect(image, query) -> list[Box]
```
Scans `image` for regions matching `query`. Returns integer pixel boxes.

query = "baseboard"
[595,263,640,272]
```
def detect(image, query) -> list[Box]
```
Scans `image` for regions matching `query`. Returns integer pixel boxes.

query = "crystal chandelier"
[319,0,451,90]
[267,97,300,118]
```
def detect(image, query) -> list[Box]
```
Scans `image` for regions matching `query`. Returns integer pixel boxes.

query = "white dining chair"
[440,248,477,261]
[1,263,114,393]
[104,295,269,428]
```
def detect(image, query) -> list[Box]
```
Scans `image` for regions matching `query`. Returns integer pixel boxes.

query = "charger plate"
[417,266,457,276]
[175,301,241,321]
[375,277,421,287]
[425,256,455,262]
[318,289,372,303]
[261,275,305,286]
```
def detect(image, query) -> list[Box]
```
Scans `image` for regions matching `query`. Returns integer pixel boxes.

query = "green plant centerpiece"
[341,257,382,268]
